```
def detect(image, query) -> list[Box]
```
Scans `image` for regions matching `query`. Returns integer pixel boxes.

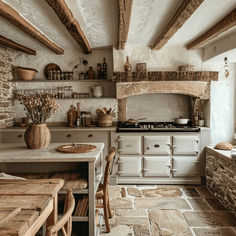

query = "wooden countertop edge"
[0,126,117,132]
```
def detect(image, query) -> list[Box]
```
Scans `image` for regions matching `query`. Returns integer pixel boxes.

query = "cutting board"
[56,144,97,153]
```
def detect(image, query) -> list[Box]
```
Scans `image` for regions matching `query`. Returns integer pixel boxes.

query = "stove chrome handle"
[117,149,125,153]
[116,138,124,142]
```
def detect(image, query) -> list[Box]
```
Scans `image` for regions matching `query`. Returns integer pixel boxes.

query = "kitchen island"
[0,143,104,236]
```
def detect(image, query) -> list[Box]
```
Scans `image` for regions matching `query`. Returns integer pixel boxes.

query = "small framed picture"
[136,63,147,73]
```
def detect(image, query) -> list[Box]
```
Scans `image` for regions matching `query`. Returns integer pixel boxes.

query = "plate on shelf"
[44,63,61,79]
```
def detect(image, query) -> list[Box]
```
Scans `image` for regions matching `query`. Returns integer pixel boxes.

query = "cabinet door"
[143,156,171,177]
[2,132,24,143]
[144,136,171,155]
[172,157,199,177]
[118,136,142,155]
[118,156,142,177]
[173,136,199,155]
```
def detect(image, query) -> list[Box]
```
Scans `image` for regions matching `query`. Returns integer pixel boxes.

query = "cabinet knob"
[66,134,71,138]
[146,147,150,150]
[17,134,23,138]
[88,134,93,138]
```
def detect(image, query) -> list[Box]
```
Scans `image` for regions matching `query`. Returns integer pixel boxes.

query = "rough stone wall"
[0,47,15,127]
[206,148,236,217]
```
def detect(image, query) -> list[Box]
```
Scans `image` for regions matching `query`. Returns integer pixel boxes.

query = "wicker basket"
[97,114,112,127]
[16,66,38,81]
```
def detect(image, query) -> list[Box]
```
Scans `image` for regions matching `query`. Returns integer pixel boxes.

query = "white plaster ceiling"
[1,0,236,56]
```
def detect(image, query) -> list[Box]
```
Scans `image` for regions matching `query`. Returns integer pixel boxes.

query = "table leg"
[88,162,95,236]
[46,194,58,236]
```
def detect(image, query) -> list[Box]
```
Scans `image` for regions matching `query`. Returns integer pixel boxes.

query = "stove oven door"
[144,136,171,155]
[118,135,142,155]
[143,156,171,177]
[172,136,199,156]
[118,156,142,177]
[172,157,199,177]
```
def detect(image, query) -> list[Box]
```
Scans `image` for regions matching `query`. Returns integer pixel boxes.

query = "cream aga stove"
[111,122,208,185]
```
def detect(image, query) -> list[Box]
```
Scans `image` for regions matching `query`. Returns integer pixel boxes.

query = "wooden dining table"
[0,178,64,236]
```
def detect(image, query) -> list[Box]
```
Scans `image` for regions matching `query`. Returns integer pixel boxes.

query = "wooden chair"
[96,146,116,233]
[47,189,75,236]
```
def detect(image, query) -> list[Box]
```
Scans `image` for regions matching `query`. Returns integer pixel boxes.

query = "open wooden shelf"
[11,79,115,83]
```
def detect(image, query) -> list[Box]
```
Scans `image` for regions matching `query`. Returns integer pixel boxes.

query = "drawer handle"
[66,134,71,138]
[154,144,160,148]
[17,134,23,138]
[88,134,93,138]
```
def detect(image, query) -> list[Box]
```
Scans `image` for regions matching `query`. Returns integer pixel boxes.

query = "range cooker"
[111,121,203,185]
[117,121,200,132]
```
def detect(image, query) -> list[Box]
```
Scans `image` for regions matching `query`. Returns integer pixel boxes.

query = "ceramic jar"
[91,86,103,98]
[124,56,132,72]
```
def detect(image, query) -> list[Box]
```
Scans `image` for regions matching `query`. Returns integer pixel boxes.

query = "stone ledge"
[113,71,218,82]
[206,146,236,162]
[117,81,210,99]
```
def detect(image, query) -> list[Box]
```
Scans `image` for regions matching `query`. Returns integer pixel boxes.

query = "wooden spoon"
[101,107,107,114]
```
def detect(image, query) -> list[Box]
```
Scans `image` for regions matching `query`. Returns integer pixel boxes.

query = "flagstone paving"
[98,185,236,236]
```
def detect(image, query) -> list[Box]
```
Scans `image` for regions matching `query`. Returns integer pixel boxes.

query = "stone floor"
[98,185,236,236]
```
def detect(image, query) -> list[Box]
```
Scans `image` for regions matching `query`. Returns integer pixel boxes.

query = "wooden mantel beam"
[151,0,204,50]
[187,8,236,49]
[117,0,133,50]
[0,1,64,54]
[0,35,36,55]
[45,0,91,54]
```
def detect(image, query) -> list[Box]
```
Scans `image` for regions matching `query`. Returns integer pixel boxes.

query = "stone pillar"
[206,147,236,217]
[0,47,15,127]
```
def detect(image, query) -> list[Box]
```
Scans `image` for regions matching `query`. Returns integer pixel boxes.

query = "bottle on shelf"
[102,58,107,79]
[87,67,95,80]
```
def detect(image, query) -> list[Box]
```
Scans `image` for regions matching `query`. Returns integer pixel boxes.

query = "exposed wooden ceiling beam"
[151,0,204,50]
[45,0,91,54]
[117,0,133,50]
[187,8,236,50]
[0,1,64,54]
[0,35,36,55]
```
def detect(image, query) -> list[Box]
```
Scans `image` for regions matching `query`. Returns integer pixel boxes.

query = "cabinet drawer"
[172,157,199,177]
[2,132,25,143]
[118,156,142,177]
[118,136,142,155]
[143,156,171,177]
[144,136,171,155]
[173,136,199,156]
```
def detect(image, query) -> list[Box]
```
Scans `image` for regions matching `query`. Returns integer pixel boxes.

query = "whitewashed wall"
[113,45,235,144]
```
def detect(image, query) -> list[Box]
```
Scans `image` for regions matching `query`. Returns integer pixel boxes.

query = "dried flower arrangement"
[16,93,60,124]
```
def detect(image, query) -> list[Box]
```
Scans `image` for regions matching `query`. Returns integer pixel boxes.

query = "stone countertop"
[0,143,104,162]
[206,145,236,162]
[0,126,117,132]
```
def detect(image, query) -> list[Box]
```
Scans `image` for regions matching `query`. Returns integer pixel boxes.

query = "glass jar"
[85,112,91,126]
[48,69,53,80]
